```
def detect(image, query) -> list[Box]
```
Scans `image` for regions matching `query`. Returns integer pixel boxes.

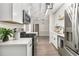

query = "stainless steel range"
[62,3,79,56]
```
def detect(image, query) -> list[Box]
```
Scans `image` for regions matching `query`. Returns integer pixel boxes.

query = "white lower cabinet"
[50,32,58,49]
[0,38,32,56]
[53,34,58,49]
[0,45,27,56]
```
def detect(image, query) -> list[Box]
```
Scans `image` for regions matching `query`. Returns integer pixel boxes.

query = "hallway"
[34,36,59,56]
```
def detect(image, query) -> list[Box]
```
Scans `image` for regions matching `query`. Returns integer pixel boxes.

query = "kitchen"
[0,3,38,56]
[0,3,79,56]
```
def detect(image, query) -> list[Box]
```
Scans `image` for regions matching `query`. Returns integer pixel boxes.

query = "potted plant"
[0,28,13,42]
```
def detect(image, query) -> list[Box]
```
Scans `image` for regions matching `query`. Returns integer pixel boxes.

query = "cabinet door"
[51,33,58,49]
[54,34,58,49]
[13,3,23,23]
[27,40,32,56]
[0,3,12,21]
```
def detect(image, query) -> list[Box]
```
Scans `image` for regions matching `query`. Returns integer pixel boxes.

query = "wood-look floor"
[34,36,60,56]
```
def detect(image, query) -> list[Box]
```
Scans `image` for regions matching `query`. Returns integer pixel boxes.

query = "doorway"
[33,24,39,36]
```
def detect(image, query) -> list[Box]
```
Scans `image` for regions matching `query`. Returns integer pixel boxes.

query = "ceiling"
[30,3,46,18]
[27,3,64,20]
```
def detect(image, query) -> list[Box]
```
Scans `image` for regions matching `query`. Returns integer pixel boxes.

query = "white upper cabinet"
[0,3,30,24]
[0,3,12,21]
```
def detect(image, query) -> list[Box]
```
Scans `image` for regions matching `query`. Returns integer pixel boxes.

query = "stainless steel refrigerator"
[62,3,79,56]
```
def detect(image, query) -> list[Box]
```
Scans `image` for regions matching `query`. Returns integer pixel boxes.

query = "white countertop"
[56,33,64,37]
[53,32,64,37]
[26,32,38,36]
[0,38,32,46]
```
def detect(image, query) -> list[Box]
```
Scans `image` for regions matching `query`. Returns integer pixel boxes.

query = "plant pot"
[2,37,9,42]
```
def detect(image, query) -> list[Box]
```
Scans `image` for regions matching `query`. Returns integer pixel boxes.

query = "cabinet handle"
[29,44,32,47]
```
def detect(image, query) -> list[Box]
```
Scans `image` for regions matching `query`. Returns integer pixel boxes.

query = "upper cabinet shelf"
[58,15,64,20]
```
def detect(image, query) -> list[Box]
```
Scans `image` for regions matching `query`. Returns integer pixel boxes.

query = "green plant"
[0,28,13,42]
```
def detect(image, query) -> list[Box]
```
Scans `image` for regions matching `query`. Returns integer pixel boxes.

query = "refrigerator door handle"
[75,4,79,50]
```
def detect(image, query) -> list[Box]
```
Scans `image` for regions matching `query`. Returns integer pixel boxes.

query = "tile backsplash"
[0,22,31,32]
[0,22,24,29]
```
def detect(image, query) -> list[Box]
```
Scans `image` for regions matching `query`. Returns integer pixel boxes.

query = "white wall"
[49,11,55,43]
[32,17,49,36]
[23,24,32,32]
[31,3,49,36]
[39,18,49,36]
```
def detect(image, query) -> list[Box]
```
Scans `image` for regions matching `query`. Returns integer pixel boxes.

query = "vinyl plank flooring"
[34,36,60,56]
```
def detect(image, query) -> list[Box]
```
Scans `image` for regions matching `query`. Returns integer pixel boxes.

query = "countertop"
[55,32,64,37]
[0,38,32,46]
[53,31,64,37]
[26,32,38,36]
